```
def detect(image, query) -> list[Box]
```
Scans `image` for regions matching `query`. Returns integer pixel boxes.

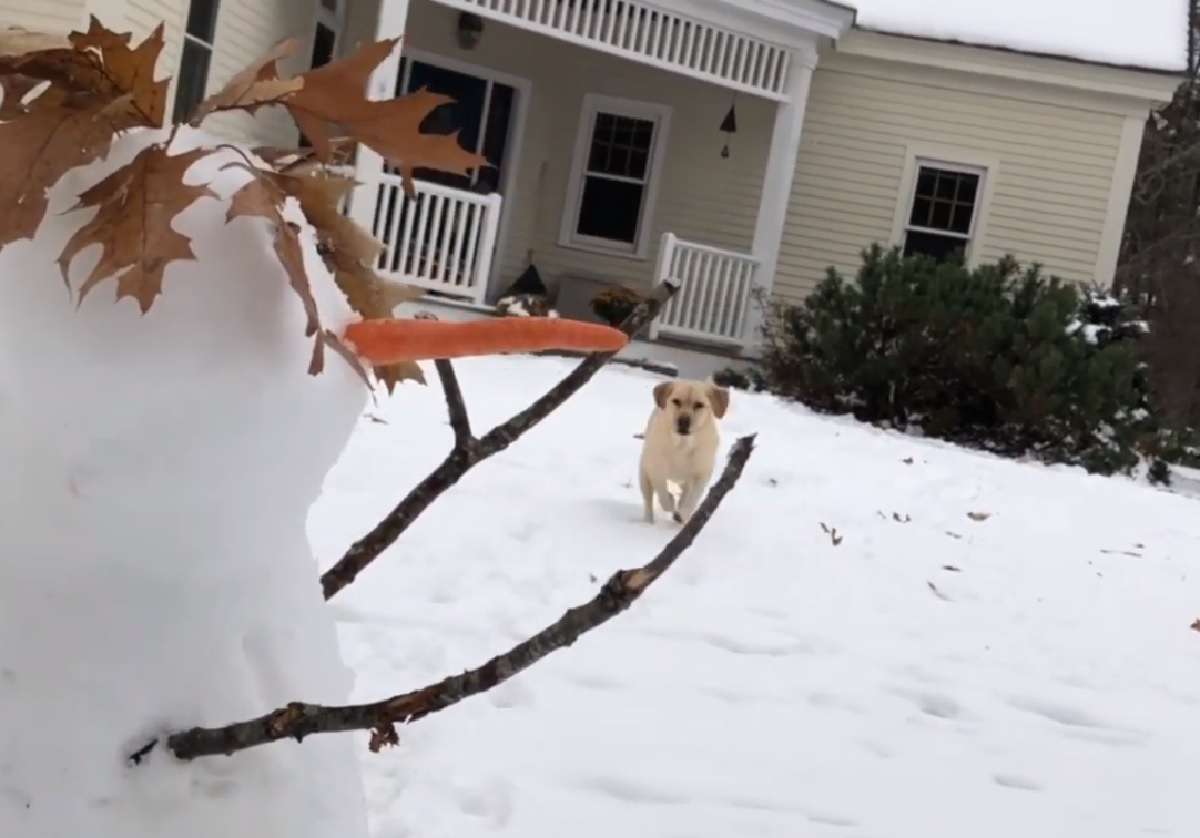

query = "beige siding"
[85,0,310,144]
[775,52,1127,304]
[0,0,83,33]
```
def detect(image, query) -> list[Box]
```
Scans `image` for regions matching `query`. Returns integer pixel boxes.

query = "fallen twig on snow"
[134,433,753,762]
[320,282,678,599]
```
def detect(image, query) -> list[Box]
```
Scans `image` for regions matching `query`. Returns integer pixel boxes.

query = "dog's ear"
[708,385,730,418]
[653,381,674,408]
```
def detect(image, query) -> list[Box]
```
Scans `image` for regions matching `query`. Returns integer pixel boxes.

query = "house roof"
[841,0,1189,73]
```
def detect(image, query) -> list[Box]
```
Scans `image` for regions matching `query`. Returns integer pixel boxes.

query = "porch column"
[346,0,411,233]
[742,48,818,353]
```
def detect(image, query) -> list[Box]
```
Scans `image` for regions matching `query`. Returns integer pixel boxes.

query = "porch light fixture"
[456,11,484,50]
[719,102,737,158]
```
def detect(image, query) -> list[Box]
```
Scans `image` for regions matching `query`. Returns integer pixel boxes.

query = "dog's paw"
[672,511,683,524]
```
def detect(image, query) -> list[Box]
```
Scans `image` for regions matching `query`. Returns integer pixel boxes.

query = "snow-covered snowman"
[0,117,625,837]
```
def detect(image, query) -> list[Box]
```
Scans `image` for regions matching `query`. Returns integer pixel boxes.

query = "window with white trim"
[902,160,985,263]
[562,95,669,255]
[310,0,342,70]
[299,0,344,147]
[173,0,221,124]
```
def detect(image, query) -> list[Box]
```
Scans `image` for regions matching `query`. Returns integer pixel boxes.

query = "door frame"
[399,47,531,303]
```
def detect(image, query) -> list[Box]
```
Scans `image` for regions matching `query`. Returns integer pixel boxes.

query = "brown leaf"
[222,162,322,368]
[0,18,167,127]
[0,86,134,250]
[276,167,424,390]
[280,39,488,194]
[188,37,303,125]
[69,17,168,127]
[368,722,400,753]
[966,511,991,522]
[1191,618,1200,633]
[57,145,217,312]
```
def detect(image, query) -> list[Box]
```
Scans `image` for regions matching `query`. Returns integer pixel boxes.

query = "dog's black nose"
[675,416,691,434]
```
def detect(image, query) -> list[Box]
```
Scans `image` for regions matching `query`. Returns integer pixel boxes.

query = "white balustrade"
[368,173,502,305]
[651,232,758,346]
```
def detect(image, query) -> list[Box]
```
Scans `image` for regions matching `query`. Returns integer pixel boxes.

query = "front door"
[395,57,516,194]
[372,56,518,299]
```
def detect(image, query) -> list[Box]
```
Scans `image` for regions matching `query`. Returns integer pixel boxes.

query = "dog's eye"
[671,398,682,407]
[693,402,704,410]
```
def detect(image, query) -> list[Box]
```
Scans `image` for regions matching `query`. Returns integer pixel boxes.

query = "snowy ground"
[310,355,1200,838]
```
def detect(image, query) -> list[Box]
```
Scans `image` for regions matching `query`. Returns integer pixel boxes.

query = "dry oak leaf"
[221,161,327,375]
[280,38,488,194]
[0,18,166,128]
[273,168,424,389]
[0,85,136,250]
[67,17,168,127]
[57,145,217,312]
[188,36,303,125]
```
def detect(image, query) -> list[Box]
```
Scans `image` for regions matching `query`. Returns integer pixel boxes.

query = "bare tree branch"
[133,433,754,763]
[319,282,678,600]
[433,359,472,450]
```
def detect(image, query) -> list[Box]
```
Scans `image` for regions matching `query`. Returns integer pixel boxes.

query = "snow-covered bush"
[754,245,1165,477]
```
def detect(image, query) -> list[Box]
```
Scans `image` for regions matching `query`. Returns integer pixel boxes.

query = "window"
[299,0,344,147]
[901,161,985,264]
[561,94,670,256]
[173,0,221,124]
[310,0,342,70]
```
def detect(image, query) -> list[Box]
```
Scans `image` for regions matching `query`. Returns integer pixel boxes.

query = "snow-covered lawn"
[312,355,1200,838]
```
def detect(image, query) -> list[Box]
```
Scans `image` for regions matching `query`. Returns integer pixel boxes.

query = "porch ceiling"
[423,0,852,99]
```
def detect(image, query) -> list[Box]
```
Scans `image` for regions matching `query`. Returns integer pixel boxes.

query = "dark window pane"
[576,175,644,244]
[172,39,212,124]
[908,195,932,227]
[310,22,336,68]
[914,168,936,199]
[933,171,958,200]
[903,230,968,263]
[481,82,514,171]
[628,148,648,180]
[948,202,974,235]
[403,61,487,188]
[956,173,979,205]
[929,200,952,231]
[185,0,220,42]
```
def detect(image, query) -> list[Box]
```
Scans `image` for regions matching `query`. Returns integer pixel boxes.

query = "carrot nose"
[342,316,630,366]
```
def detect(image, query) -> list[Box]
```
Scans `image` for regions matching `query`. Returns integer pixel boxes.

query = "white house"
[7,0,1187,373]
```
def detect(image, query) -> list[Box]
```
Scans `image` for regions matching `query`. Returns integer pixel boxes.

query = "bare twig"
[135,433,753,763]
[320,282,678,599]
[433,359,472,449]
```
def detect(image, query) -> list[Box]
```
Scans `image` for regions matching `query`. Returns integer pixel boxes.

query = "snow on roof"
[845,0,1189,72]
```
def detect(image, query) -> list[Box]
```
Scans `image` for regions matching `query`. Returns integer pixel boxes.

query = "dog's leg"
[653,479,677,520]
[676,471,711,524]
[638,468,655,523]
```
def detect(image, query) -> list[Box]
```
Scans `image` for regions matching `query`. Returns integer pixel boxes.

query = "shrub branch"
[319,283,678,599]
[134,433,753,762]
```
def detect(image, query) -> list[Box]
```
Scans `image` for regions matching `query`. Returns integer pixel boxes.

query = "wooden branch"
[319,283,677,600]
[137,433,754,763]
[433,358,473,450]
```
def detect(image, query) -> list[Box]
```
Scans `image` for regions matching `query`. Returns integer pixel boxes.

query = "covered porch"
[342,0,853,352]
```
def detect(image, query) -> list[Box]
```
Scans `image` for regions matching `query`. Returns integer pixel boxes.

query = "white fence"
[433,0,791,98]
[650,232,759,346]
[368,173,502,305]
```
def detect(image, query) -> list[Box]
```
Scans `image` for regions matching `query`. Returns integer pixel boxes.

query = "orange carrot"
[342,316,629,365]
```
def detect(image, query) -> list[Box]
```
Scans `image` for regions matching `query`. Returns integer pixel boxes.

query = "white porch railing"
[367,173,502,305]
[430,0,791,98]
[650,232,759,347]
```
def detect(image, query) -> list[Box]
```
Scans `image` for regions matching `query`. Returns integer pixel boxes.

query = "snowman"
[0,123,626,838]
